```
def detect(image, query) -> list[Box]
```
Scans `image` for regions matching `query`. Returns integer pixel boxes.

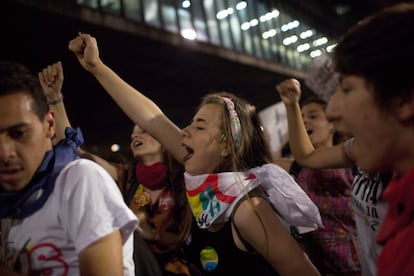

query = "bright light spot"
[271,10,279,18]
[250,18,259,26]
[282,35,298,45]
[313,37,328,46]
[111,144,120,152]
[241,22,250,30]
[236,1,247,10]
[181,29,197,40]
[300,30,313,39]
[260,13,270,22]
[326,44,337,52]
[281,20,300,31]
[216,8,234,19]
[310,49,322,58]
[182,0,190,8]
[262,29,277,39]
[297,43,310,52]
[216,10,228,19]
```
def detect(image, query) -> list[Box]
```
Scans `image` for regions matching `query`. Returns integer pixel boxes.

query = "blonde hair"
[199,92,274,258]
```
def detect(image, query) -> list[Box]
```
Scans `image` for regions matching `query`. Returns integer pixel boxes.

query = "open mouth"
[182,143,194,162]
[133,140,143,148]
[306,128,313,135]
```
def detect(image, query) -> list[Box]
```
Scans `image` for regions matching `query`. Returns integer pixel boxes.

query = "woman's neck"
[138,155,163,166]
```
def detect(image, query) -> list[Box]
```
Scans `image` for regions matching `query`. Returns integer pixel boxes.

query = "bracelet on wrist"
[48,96,64,105]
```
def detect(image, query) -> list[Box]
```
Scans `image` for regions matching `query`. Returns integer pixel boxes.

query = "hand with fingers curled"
[68,32,101,72]
[38,61,64,105]
[276,78,302,106]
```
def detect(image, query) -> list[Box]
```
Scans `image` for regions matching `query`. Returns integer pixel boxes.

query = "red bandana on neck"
[135,162,168,190]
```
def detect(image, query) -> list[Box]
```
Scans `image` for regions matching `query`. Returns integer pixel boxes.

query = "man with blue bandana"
[0,61,137,275]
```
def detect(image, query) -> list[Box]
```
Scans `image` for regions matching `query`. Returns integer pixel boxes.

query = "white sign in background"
[304,53,339,101]
[258,101,289,157]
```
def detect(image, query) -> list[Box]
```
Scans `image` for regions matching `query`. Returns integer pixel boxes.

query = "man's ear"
[393,93,414,122]
[45,111,56,139]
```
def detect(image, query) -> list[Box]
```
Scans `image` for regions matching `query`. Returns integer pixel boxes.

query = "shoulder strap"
[230,189,266,253]
[125,179,139,206]
[289,160,302,177]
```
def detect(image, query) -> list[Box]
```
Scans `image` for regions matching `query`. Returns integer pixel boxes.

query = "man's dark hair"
[0,60,49,120]
[333,3,414,109]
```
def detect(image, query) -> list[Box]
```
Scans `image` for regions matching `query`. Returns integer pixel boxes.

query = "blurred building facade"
[74,0,336,72]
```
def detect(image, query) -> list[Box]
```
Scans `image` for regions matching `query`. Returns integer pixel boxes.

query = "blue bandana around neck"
[0,127,84,219]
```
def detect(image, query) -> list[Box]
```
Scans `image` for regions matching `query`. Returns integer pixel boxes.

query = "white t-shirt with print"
[345,138,387,276]
[1,158,138,275]
[351,169,386,276]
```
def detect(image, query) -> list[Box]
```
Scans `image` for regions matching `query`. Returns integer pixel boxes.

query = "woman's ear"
[219,134,230,158]
[220,150,229,158]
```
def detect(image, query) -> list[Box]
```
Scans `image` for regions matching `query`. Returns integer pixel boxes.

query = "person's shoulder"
[234,196,270,223]
[57,158,116,186]
[55,159,123,199]
[61,158,108,174]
